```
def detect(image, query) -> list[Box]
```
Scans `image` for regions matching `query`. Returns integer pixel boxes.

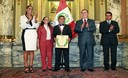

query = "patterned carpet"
[0,67,128,78]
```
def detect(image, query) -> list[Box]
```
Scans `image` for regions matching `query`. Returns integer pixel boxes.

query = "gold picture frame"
[55,35,69,48]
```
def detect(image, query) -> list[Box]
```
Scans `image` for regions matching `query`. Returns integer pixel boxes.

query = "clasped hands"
[27,12,38,23]
[109,25,114,31]
[81,22,89,29]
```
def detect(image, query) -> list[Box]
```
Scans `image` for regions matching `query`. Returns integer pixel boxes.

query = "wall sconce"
[0,0,2,4]
[100,0,104,5]
[17,0,21,5]
[90,0,92,6]
[29,0,34,5]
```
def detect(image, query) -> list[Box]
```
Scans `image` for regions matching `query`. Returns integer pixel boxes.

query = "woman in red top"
[37,16,53,71]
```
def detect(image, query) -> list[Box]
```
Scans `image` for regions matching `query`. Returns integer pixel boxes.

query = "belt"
[23,28,36,30]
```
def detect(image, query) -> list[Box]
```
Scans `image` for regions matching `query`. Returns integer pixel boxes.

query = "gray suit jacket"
[74,19,96,46]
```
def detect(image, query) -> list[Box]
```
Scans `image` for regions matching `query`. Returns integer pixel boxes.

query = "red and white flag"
[53,0,77,38]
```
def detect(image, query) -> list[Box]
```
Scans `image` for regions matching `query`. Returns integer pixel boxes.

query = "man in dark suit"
[99,12,120,71]
[74,9,96,72]
[53,15,72,72]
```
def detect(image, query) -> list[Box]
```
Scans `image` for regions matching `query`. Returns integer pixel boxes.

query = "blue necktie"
[108,20,110,25]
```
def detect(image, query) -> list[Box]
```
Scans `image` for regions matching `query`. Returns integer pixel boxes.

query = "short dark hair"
[81,9,88,13]
[105,11,112,16]
[58,15,65,20]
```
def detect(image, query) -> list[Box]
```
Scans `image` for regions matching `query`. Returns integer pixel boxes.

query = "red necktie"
[84,20,87,25]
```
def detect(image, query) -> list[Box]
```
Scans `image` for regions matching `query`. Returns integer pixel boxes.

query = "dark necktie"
[59,24,64,26]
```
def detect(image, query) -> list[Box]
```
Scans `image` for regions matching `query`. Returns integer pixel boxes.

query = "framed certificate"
[55,35,69,48]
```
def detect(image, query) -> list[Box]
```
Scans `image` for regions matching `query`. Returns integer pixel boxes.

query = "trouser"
[40,40,53,70]
[54,48,69,69]
[103,45,117,69]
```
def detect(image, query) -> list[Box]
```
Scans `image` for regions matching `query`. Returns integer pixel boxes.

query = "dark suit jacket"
[99,20,120,46]
[74,19,96,46]
[53,24,72,40]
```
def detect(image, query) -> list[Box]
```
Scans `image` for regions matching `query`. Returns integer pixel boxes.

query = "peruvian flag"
[53,0,77,38]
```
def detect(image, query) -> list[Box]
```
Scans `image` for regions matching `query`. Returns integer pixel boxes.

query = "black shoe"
[104,68,109,71]
[81,69,86,72]
[48,69,52,71]
[53,69,59,72]
[111,68,116,71]
[65,69,70,72]
[88,69,94,72]
[42,69,46,72]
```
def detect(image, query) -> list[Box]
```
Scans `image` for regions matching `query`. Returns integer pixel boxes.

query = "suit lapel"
[57,25,62,34]
[78,19,83,28]
[106,20,113,26]
[80,19,83,24]
[87,19,90,23]
[42,26,46,34]
[104,21,111,28]
[110,20,113,25]
[105,21,108,25]
[49,27,52,34]
[61,25,66,34]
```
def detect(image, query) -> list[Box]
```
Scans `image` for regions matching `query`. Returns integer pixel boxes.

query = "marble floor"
[0,67,128,78]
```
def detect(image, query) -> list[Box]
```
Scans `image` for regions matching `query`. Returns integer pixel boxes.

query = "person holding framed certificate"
[53,15,72,72]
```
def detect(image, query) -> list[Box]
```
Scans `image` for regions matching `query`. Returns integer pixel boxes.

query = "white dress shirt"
[60,25,64,33]
[107,20,111,32]
[83,18,88,23]
[107,20,111,25]
[44,24,51,40]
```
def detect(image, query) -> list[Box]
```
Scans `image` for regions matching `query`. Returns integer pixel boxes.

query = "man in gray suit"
[74,9,96,72]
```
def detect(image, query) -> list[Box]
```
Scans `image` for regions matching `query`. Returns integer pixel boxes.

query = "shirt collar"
[44,24,48,27]
[106,20,111,22]
[83,18,88,22]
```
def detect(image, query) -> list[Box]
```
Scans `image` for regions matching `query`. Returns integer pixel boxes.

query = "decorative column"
[88,0,94,19]
[14,0,22,42]
[1,0,14,36]
[121,0,128,70]
[99,0,106,21]
[0,2,2,35]
[79,0,84,18]
[42,0,47,20]
[75,0,80,20]
[0,0,14,67]
[38,0,42,21]
[121,0,127,35]
[127,0,128,34]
